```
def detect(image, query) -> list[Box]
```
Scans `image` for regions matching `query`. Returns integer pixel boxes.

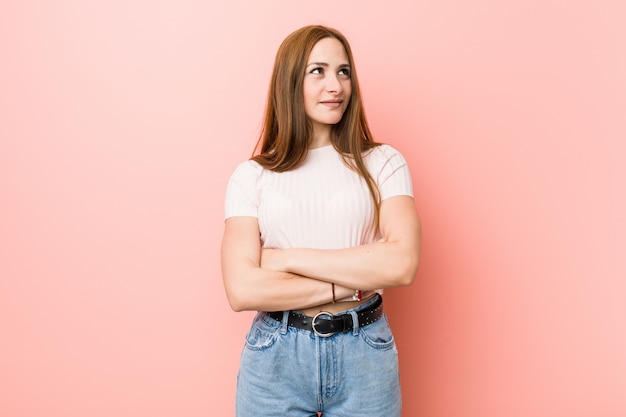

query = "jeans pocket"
[244,313,281,351]
[359,313,396,350]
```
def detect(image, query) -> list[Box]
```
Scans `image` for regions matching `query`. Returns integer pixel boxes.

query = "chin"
[323,115,345,125]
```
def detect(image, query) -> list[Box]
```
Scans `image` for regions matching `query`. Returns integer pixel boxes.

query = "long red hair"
[252,25,382,228]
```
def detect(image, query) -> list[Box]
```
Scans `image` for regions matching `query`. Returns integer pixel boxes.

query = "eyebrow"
[306,62,350,68]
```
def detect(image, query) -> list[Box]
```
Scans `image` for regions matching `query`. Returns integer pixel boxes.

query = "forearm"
[280,240,419,290]
[261,197,421,290]
[222,262,354,312]
[221,216,355,312]
[277,195,422,290]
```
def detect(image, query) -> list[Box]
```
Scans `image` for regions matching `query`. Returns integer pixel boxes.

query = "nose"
[326,74,342,94]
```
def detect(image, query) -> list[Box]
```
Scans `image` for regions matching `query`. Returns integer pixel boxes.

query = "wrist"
[334,284,355,300]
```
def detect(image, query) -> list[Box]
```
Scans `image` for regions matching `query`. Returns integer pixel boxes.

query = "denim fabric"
[235,295,401,417]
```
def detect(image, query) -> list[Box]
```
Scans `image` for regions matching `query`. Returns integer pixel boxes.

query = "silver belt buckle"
[311,311,335,337]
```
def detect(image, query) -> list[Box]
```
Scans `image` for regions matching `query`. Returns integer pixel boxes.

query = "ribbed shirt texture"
[225,144,413,250]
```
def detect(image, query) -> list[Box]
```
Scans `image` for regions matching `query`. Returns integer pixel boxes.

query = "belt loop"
[349,310,360,336]
[279,311,289,334]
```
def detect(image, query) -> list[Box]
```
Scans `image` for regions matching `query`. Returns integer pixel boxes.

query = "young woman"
[221,25,421,417]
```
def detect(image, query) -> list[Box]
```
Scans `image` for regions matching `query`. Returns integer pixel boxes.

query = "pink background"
[1,1,625,416]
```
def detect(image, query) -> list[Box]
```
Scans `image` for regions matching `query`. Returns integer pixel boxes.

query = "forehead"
[307,37,349,64]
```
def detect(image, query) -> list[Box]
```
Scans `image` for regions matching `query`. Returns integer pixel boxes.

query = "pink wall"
[1,1,624,416]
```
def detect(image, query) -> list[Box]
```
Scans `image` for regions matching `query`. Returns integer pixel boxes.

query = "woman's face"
[303,37,352,140]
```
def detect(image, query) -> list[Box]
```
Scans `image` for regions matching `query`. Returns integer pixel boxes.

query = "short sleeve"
[367,145,414,201]
[224,160,263,219]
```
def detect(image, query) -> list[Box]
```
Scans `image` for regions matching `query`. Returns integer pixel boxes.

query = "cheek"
[302,84,316,103]
[344,84,352,103]
[302,88,316,117]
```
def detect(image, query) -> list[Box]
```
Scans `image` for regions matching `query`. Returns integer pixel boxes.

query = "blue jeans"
[235,295,401,417]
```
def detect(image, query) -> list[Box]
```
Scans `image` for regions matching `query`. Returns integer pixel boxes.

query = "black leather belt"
[265,295,383,337]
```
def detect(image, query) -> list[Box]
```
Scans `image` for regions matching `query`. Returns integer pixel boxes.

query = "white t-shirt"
[224,143,413,250]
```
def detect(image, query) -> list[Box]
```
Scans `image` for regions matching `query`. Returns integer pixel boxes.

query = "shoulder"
[232,159,264,174]
[224,160,266,217]
[229,159,265,184]
[364,143,414,197]
[365,143,408,168]
[366,143,405,158]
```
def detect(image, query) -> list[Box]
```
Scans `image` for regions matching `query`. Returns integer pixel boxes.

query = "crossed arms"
[220,195,421,312]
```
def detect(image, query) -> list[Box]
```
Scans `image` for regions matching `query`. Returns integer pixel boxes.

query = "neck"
[309,125,332,149]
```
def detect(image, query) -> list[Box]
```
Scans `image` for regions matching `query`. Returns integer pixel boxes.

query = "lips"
[319,99,343,108]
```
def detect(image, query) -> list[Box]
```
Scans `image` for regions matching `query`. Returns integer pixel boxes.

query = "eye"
[338,68,351,77]
[309,66,323,75]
